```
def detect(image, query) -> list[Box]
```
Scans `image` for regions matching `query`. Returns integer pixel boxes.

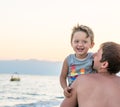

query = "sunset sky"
[0,0,120,61]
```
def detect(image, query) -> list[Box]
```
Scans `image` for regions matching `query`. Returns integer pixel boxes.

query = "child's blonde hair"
[71,24,94,44]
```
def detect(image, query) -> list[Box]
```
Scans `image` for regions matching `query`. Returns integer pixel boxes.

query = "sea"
[1,72,120,107]
[0,74,64,107]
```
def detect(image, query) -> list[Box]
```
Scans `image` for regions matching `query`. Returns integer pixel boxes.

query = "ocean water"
[0,74,64,107]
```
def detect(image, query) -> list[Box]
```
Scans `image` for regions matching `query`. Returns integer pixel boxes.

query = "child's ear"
[90,42,95,48]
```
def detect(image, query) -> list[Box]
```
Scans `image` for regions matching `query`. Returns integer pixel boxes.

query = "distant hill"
[0,59,63,76]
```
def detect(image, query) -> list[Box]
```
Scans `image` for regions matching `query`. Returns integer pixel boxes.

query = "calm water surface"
[0,74,64,107]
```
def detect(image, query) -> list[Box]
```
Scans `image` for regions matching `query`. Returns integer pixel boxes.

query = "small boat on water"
[10,72,20,81]
[10,76,20,81]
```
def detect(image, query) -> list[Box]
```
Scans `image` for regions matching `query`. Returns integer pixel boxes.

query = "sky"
[0,0,120,62]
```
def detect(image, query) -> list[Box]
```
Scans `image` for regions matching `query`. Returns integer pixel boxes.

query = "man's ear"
[101,61,108,69]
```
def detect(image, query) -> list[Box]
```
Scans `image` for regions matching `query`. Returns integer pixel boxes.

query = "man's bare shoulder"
[71,73,120,90]
[70,73,98,90]
[77,73,99,83]
[74,73,120,87]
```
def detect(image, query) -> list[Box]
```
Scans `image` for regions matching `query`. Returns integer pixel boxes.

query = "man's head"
[93,42,120,74]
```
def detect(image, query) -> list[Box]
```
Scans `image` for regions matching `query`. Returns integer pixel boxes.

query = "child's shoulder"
[67,53,75,57]
[66,54,75,60]
[87,52,94,58]
[66,54,75,65]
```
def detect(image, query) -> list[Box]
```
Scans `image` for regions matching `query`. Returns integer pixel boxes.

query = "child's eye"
[74,40,79,43]
[82,40,87,44]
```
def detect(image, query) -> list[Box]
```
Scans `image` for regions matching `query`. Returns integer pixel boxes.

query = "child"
[60,24,95,98]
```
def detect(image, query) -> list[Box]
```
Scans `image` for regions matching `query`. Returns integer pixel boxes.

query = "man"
[60,42,120,107]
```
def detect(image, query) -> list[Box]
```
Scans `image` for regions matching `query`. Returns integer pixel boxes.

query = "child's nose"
[78,41,83,46]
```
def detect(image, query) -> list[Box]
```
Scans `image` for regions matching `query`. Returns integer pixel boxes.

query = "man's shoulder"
[77,73,98,81]
[71,74,98,94]
[75,73,120,86]
[71,73,111,89]
[74,73,99,86]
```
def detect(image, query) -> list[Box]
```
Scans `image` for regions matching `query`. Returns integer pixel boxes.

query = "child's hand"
[63,86,72,98]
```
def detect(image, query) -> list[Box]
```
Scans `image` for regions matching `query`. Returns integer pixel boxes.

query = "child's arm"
[60,58,68,89]
[60,58,72,97]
